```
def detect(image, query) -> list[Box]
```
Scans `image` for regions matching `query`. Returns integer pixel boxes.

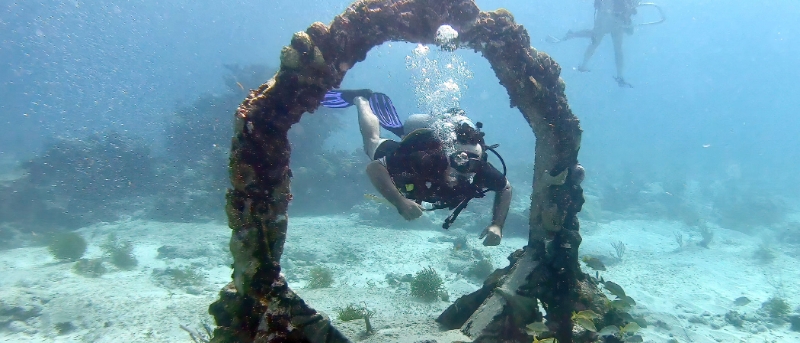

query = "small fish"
[603,281,627,298]
[620,295,636,307]
[620,322,641,334]
[525,321,549,335]
[364,194,392,207]
[702,144,711,148]
[572,310,599,320]
[611,299,632,311]
[236,81,245,91]
[733,296,751,306]
[575,317,597,332]
[581,255,607,271]
[624,335,644,343]
[571,310,598,332]
[597,325,619,336]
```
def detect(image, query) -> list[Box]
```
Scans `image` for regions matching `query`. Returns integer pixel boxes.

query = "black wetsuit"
[596,0,638,25]
[374,130,507,208]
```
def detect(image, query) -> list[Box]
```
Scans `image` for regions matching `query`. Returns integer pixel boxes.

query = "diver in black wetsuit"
[322,89,512,246]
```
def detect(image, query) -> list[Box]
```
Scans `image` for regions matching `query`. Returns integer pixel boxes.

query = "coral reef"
[306,265,334,289]
[713,190,787,233]
[72,258,107,278]
[673,232,685,250]
[289,149,370,215]
[101,234,138,270]
[47,231,87,262]
[610,241,626,260]
[410,267,445,302]
[155,89,242,222]
[697,224,714,248]
[155,63,365,220]
[335,303,374,335]
[26,132,156,202]
[2,132,157,231]
[181,323,215,343]
[760,297,790,319]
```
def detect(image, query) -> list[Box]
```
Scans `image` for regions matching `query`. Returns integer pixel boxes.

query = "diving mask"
[449,150,481,174]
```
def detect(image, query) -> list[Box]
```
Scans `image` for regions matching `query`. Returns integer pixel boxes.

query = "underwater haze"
[1,0,800,342]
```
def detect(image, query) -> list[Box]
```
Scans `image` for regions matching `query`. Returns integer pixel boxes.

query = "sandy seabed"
[1,213,799,343]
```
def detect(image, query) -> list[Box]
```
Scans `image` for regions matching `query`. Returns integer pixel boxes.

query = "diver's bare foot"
[575,66,590,72]
[614,76,633,88]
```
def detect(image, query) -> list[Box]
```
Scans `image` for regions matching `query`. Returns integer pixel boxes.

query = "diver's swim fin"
[321,89,373,108]
[321,89,404,137]
[369,92,404,137]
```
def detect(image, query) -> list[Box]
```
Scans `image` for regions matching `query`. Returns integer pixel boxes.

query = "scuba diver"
[321,89,512,247]
[548,0,665,88]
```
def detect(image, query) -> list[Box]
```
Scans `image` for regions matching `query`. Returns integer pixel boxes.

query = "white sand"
[1,214,799,342]
[582,219,800,342]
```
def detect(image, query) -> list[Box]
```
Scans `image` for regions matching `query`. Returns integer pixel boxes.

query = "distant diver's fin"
[320,89,374,108]
[369,92,404,137]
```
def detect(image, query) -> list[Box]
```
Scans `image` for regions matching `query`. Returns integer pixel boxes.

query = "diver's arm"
[491,181,512,228]
[366,160,423,220]
[480,181,511,246]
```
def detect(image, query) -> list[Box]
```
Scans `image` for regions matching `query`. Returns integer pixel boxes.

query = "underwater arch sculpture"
[209,0,610,342]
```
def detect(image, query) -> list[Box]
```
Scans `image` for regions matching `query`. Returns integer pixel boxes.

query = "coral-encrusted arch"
[209,1,586,342]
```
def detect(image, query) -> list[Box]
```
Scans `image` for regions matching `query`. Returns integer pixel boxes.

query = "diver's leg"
[611,30,625,80]
[578,32,604,72]
[355,96,387,159]
[611,30,632,87]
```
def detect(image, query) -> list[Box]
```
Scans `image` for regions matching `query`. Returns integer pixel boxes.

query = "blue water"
[4,1,799,189]
[2,0,799,342]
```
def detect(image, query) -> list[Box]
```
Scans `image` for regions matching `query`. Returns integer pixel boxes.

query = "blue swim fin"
[369,92,404,137]
[321,89,373,108]
[321,89,404,137]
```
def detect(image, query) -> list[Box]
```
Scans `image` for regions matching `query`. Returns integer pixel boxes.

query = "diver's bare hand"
[397,199,423,221]
[480,225,502,246]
